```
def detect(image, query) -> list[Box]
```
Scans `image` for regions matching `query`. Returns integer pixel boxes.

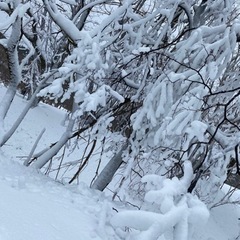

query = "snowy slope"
[0,154,239,240]
[0,86,120,240]
[1,86,66,160]
[0,155,121,240]
[0,85,240,240]
[0,86,112,185]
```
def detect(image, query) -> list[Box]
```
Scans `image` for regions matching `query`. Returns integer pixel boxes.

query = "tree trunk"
[31,116,75,169]
[91,142,128,191]
[0,16,22,143]
[0,71,56,147]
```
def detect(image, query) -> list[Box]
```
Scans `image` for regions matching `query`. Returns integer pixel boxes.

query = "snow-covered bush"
[111,162,209,240]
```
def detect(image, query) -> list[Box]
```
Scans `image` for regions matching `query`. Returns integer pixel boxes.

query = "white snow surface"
[0,158,110,240]
[0,86,120,240]
[0,85,240,240]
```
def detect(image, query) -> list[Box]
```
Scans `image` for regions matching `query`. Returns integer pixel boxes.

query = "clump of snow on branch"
[111,161,209,240]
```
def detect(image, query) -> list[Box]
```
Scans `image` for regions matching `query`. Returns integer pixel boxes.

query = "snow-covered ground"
[0,158,118,240]
[0,85,240,240]
[0,86,120,240]
[0,85,113,186]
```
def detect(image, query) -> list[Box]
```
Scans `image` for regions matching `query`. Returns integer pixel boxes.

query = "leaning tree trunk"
[31,115,76,169]
[0,71,56,147]
[0,16,22,142]
[91,142,128,191]
[30,101,78,169]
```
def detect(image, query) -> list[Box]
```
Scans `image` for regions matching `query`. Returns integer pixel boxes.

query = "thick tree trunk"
[91,142,128,191]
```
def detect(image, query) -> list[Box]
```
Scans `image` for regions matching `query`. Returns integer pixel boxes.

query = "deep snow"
[0,85,240,240]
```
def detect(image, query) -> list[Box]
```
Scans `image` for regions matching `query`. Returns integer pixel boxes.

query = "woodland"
[1,1,240,239]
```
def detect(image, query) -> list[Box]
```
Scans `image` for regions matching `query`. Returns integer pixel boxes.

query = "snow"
[0,85,240,240]
[132,46,150,54]
[111,195,239,240]
[44,0,84,43]
[0,159,102,240]
[59,0,77,5]
[18,2,30,17]
[208,62,219,80]
[0,3,9,11]
[112,162,239,239]
[185,120,208,142]
[0,8,18,30]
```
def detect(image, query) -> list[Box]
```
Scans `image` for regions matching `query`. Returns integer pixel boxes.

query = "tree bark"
[91,142,128,191]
